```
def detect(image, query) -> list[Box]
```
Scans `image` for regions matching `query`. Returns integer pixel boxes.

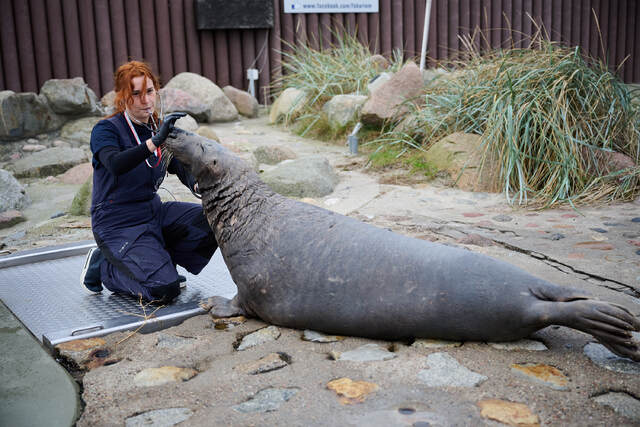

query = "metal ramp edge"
[0,241,237,352]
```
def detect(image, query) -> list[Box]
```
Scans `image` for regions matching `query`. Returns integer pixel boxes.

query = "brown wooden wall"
[1,0,638,102]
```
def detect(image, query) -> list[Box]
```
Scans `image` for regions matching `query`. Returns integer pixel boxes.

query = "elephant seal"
[164,130,640,361]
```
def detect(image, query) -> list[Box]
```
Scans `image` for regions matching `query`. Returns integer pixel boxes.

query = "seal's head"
[163,128,250,191]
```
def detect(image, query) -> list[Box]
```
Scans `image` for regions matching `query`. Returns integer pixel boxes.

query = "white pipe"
[419,0,433,71]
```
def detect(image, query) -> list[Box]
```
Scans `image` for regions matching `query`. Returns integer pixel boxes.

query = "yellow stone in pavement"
[511,363,569,390]
[134,366,198,387]
[56,338,106,352]
[327,378,379,405]
[477,399,540,427]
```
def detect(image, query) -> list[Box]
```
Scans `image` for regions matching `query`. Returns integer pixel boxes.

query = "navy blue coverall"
[90,113,217,302]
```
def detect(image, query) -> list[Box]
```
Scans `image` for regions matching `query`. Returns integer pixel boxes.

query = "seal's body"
[165,130,640,361]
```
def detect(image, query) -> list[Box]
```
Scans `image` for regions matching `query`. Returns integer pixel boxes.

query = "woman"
[80,61,217,303]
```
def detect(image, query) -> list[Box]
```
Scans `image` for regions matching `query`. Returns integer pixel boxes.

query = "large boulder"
[158,87,209,123]
[175,114,198,132]
[40,77,100,115]
[268,88,307,124]
[367,72,392,94]
[60,116,102,144]
[365,54,390,71]
[223,86,259,118]
[360,62,424,125]
[261,156,339,198]
[424,132,500,192]
[101,90,116,116]
[0,169,30,212]
[195,126,220,142]
[165,72,238,123]
[322,94,368,130]
[8,147,90,178]
[0,91,65,140]
[253,145,297,165]
[0,210,25,230]
[57,162,93,185]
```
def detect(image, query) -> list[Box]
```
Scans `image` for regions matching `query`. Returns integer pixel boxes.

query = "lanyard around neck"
[124,110,162,168]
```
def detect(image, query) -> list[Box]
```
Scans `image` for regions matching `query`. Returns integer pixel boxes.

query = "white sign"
[284,1,379,14]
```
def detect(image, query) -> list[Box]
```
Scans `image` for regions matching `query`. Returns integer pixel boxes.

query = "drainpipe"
[419,0,433,71]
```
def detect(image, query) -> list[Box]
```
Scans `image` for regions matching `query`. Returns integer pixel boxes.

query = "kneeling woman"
[80,60,217,303]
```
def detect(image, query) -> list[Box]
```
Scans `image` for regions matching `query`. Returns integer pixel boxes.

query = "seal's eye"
[213,159,217,166]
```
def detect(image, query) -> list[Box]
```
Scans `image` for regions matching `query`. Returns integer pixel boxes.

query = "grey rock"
[232,387,298,413]
[165,72,238,123]
[417,352,487,387]
[365,54,390,71]
[159,87,209,122]
[253,145,297,165]
[421,68,450,85]
[195,126,220,142]
[367,72,392,94]
[268,87,307,124]
[333,344,396,362]
[125,407,193,427]
[322,94,368,130]
[0,91,65,140]
[234,353,289,374]
[60,116,101,144]
[100,90,116,116]
[261,156,339,198]
[223,86,259,118]
[133,366,198,387]
[236,325,281,351]
[492,214,513,222]
[22,144,47,152]
[489,339,548,351]
[40,77,99,115]
[155,333,193,349]
[302,330,343,343]
[0,210,26,229]
[411,339,462,349]
[584,341,640,374]
[8,147,89,178]
[593,392,640,422]
[0,169,30,212]
[361,62,424,125]
[174,115,198,132]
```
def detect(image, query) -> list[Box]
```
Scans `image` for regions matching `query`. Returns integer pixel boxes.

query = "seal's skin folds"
[164,130,640,361]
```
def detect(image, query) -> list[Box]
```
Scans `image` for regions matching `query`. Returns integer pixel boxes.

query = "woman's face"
[127,75,156,123]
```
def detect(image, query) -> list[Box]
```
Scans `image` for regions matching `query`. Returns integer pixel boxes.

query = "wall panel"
[1,0,638,101]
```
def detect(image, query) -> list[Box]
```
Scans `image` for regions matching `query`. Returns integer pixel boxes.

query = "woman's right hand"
[151,112,186,148]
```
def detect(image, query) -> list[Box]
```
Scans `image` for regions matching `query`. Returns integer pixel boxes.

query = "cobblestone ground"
[4,115,640,426]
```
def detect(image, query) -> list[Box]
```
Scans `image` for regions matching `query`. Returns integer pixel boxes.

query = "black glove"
[151,112,186,147]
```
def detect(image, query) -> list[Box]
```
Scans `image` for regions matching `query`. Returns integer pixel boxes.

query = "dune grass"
[273,31,403,140]
[379,38,640,207]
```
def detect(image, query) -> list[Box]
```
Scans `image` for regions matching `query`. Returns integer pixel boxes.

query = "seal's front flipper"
[200,295,246,318]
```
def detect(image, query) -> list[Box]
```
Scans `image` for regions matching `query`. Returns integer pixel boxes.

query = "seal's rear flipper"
[554,300,640,362]
[200,295,247,318]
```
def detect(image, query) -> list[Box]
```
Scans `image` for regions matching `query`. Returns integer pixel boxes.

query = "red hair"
[110,60,160,119]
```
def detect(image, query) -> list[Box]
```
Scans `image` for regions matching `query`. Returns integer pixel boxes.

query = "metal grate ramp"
[0,241,237,350]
